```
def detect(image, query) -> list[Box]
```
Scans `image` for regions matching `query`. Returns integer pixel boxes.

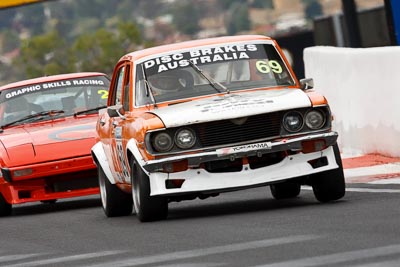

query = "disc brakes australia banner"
[0,0,47,9]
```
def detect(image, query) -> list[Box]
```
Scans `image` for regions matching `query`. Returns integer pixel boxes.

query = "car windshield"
[0,75,110,127]
[135,42,295,105]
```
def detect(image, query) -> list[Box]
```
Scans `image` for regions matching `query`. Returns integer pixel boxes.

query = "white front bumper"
[149,145,338,196]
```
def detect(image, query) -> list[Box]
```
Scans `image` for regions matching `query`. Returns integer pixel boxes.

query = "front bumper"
[0,155,99,204]
[1,156,95,182]
[144,131,338,172]
[147,132,340,196]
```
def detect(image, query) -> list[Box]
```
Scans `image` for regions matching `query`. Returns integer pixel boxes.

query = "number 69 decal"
[256,60,283,74]
[97,89,109,99]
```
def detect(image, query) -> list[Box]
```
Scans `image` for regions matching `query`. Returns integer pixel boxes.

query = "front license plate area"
[216,141,272,156]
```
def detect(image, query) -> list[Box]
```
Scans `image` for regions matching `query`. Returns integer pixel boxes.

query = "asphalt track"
[0,153,399,267]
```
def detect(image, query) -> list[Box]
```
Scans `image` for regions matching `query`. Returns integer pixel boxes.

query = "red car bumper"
[0,155,99,204]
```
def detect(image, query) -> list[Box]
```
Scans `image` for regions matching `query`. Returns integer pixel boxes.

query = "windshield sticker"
[196,95,274,113]
[144,44,259,74]
[256,60,283,74]
[4,79,106,100]
[97,89,109,99]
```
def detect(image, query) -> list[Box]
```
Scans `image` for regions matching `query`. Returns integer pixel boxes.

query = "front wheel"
[310,143,345,202]
[0,193,12,217]
[131,159,168,222]
[98,165,132,217]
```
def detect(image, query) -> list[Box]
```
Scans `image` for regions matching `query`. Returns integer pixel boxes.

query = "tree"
[251,0,274,9]
[117,21,141,49]
[16,4,46,35]
[0,30,19,53]
[13,31,73,79]
[172,1,200,36]
[225,2,251,35]
[72,22,142,75]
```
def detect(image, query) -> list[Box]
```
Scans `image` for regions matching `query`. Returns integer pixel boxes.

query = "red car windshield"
[0,75,110,127]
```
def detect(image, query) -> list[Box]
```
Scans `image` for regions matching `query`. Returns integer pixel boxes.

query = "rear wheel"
[0,193,12,217]
[98,165,132,217]
[131,159,168,222]
[311,143,345,202]
[270,180,301,199]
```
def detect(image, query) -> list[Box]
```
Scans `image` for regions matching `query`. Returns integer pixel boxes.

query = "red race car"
[0,72,110,216]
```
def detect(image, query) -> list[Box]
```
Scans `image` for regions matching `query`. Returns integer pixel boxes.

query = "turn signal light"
[302,139,326,153]
[162,160,188,173]
[13,168,33,177]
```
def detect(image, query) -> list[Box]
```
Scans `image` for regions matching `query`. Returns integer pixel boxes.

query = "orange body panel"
[306,91,328,106]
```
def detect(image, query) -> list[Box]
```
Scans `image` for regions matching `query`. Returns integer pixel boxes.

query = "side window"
[111,66,125,106]
[135,67,148,106]
[123,65,131,111]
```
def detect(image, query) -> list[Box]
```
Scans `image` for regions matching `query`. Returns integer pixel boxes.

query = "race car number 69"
[256,60,282,74]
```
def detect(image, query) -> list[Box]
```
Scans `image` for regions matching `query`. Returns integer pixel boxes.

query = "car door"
[107,63,131,184]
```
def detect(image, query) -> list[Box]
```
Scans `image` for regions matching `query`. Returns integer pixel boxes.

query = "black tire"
[0,193,12,217]
[98,165,132,217]
[311,143,345,202]
[131,159,168,222]
[41,199,57,204]
[270,180,301,200]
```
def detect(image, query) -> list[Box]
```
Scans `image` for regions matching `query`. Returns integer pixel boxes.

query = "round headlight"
[305,110,325,130]
[152,132,173,152]
[175,128,196,149]
[283,111,303,132]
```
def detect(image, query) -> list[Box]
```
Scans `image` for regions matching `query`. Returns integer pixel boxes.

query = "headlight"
[283,111,303,132]
[305,110,325,130]
[152,132,173,152]
[175,128,196,149]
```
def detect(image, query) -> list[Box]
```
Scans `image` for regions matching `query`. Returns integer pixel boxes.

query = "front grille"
[191,111,283,147]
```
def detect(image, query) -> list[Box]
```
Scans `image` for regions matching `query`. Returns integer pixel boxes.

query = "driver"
[148,69,194,96]
[2,96,31,124]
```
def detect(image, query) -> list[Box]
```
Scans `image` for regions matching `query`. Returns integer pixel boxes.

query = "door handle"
[99,118,106,126]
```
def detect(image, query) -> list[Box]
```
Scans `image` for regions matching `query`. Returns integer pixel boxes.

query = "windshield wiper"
[74,105,107,116]
[1,110,65,128]
[188,60,230,94]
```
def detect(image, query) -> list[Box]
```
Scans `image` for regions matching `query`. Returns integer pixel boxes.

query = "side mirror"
[107,107,125,120]
[107,107,119,118]
[300,78,314,90]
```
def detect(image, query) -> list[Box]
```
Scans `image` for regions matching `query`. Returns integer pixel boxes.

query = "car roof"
[0,72,107,91]
[120,35,273,62]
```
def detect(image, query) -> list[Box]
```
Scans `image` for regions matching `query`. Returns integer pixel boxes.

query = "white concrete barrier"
[304,46,400,157]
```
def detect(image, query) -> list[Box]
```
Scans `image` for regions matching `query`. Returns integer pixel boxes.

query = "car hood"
[0,117,97,167]
[148,88,312,128]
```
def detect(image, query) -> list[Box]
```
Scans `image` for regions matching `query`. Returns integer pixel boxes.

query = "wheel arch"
[126,139,150,176]
[91,142,116,184]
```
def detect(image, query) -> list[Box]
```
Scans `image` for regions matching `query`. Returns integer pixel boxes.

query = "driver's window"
[123,65,131,111]
[111,66,125,106]
[135,68,149,106]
